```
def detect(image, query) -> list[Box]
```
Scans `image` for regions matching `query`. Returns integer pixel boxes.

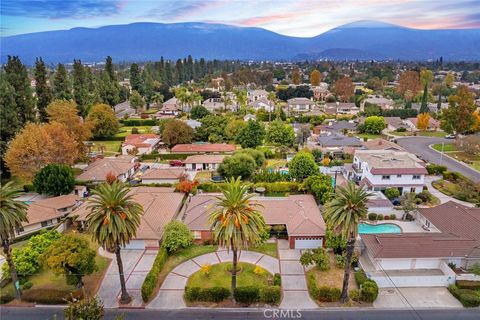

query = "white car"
[445,134,456,139]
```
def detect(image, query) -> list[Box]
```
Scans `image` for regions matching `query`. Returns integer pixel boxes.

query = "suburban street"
[396,137,480,183]
[2,307,480,320]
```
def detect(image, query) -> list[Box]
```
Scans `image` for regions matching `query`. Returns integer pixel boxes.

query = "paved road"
[396,137,480,183]
[2,307,480,320]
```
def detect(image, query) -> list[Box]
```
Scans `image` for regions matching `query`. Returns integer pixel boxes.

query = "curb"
[427,144,480,176]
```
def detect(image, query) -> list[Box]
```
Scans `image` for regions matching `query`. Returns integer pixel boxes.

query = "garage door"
[294,237,323,249]
[124,240,145,250]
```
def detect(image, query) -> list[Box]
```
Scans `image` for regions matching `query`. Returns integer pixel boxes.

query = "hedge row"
[233,286,281,305]
[307,274,341,302]
[198,181,303,194]
[426,164,447,175]
[91,136,125,141]
[141,247,168,302]
[448,285,480,308]
[354,270,379,303]
[22,289,83,304]
[120,119,158,126]
[184,286,230,302]
[456,280,480,291]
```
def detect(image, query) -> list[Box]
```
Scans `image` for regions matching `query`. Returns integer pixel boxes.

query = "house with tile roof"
[170,143,236,154]
[121,134,161,155]
[360,201,480,287]
[183,155,227,171]
[76,155,138,183]
[349,150,427,194]
[182,194,326,249]
[72,187,185,249]
[17,195,80,237]
[141,168,186,184]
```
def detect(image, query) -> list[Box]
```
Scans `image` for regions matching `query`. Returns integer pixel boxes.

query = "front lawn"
[307,252,357,292]
[115,126,152,137]
[418,131,446,137]
[187,262,271,289]
[432,143,457,152]
[432,179,479,204]
[248,242,278,258]
[431,144,480,171]
[90,140,122,156]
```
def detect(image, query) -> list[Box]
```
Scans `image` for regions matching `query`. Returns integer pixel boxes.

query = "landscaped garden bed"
[184,262,281,307]
[432,171,480,204]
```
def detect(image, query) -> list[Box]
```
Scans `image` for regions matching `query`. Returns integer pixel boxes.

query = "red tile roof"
[123,134,160,148]
[171,143,236,153]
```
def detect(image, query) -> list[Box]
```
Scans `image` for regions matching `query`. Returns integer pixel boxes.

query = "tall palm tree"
[86,181,143,304]
[0,181,28,299]
[323,182,370,303]
[208,177,265,295]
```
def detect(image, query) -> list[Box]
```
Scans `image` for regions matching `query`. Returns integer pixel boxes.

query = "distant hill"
[1,20,479,64]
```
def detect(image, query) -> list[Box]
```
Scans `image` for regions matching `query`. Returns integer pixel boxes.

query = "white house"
[360,202,480,288]
[287,97,315,112]
[250,97,274,112]
[349,150,427,194]
[325,102,360,115]
[247,89,268,102]
[122,134,161,155]
[203,98,226,112]
[184,155,226,171]
[361,95,395,110]
[77,155,138,182]
[16,195,80,237]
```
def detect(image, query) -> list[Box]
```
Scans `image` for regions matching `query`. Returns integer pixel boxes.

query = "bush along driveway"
[146,248,280,309]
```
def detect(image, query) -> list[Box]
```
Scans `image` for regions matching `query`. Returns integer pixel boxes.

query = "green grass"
[432,143,457,152]
[418,131,446,137]
[355,133,381,140]
[115,126,152,137]
[248,243,278,258]
[187,262,271,289]
[90,140,122,156]
[390,131,414,136]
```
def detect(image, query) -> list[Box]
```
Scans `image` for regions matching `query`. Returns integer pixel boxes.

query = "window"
[413,175,421,180]
[397,175,402,178]
[41,220,52,227]
[382,175,391,180]
[193,231,202,240]
[410,187,416,193]
[15,226,24,234]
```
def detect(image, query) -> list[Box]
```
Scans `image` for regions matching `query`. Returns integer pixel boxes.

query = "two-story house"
[287,97,315,112]
[349,150,427,194]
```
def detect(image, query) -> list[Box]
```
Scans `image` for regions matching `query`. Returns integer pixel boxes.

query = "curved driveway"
[396,137,480,183]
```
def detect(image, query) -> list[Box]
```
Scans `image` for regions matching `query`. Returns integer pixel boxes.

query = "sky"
[2,0,480,37]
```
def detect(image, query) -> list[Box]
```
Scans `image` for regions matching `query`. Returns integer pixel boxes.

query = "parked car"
[169,160,184,167]
[445,134,456,139]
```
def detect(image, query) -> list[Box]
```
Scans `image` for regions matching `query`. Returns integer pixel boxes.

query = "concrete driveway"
[97,249,157,308]
[374,287,462,309]
[396,137,480,183]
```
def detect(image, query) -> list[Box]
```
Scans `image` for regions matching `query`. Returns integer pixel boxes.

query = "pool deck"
[362,220,439,233]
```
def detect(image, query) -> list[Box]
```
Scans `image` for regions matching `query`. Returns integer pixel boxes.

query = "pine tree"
[34,57,53,122]
[130,63,142,93]
[419,83,429,113]
[53,63,72,100]
[72,60,89,116]
[105,56,116,81]
[3,56,35,125]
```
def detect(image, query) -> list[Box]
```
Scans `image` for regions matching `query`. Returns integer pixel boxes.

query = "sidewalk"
[424,176,474,208]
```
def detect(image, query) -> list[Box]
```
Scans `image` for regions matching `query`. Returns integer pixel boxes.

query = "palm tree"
[0,181,28,299]
[152,92,164,108]
[222,91,232,112]
[208,177,265,295]
[86,181,143,304]
[323,182,370,303]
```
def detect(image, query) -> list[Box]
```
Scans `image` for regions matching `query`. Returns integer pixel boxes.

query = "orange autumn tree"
[291,69,301,85]
[175,180,199,194]
[397,71,421,100]
[416,113,431,131]
[472,111,480,132]
[310,70,322,86]
[333,76,355,102]
[5,122,78,180]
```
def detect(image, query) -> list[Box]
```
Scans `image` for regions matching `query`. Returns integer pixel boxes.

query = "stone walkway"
[277,240,317,309]
[97,249,158,308]
[147,248,280,309]
[425,176,474,207]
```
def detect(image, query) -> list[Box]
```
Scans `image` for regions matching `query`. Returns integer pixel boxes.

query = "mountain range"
[1,20,479,64]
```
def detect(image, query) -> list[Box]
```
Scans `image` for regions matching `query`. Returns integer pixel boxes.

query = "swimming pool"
[358,223,401,234]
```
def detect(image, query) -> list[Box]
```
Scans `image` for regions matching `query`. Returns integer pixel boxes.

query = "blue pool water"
[23,201,34,204]
[358,223,401,234]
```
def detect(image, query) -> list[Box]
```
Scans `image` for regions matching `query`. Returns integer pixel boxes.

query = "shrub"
[254,265,264,276]
[376,215,384,221]
[121,119,157,126]
[141,247,168,302]
[303,174,334,204]
[259,286,281,305]
[448,285,480,307]
[456,280,480,291]
[273,273,282,286]
[234,286,260,304]
[131,127,139,134]
[368,213,377,221]
[389,214,396,220]
[0,292,14,304]
[22,281,33,290]
[396,127,407,132]
[426,164,447,175]
[335,254,345,268]
[22,289,83,304]
[64,296,104,320]
[162,221,194,253]
[307,274,320,299]
[359,280,379,302]
[385,188,400,200]
[300,248,330,271]
[201,264,211,276]
[349,289,361,302]
[355,270,369,286]
[175,180,199,194]
[184,286,230,302]
[383,215,389,220]
[33,163,75,196]
[317,286,341,302]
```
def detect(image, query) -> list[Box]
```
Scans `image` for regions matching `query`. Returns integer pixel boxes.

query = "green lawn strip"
[432,143,457,152]
[248,243,278,258]
[90,140,122,155]
[115,126,152,137]
[187,262,271,289]
[417,131,446,137]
